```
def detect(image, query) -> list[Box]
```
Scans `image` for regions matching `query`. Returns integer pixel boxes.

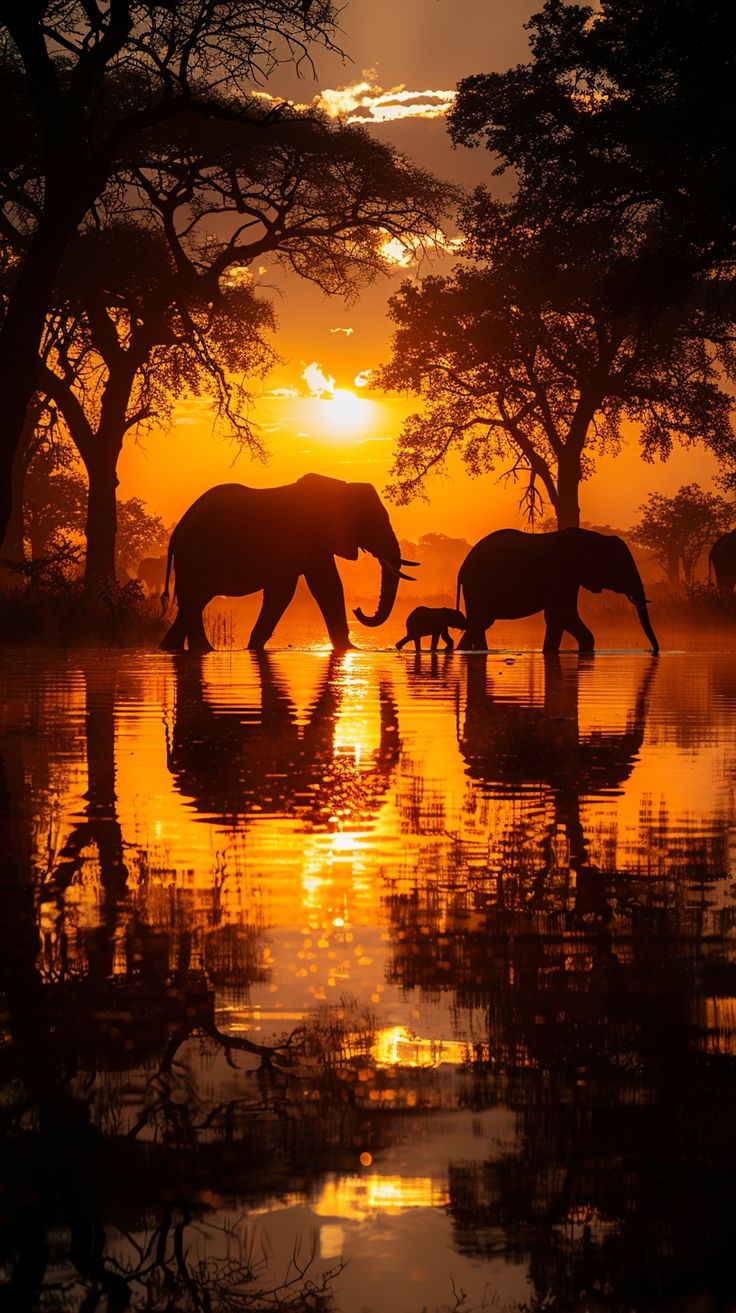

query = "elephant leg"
[248,576,298,650]
[544,605,594,653]
[442,630,454,650]
[160,596,212,653]
[458,620,491,651]
[565,609,595,653]
[395,633,411,650]
[160,610,188,652]
[304,556,353,651]
[542,608,564,653]
[185,601,214,654]
[430,632,439,651]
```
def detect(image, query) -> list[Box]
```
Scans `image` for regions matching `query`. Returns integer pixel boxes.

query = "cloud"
[317,79,456,124]
[252,78,456,126]
[265,386,300,398]
[354,369,373,389]
[329,326,354,336]
[302,362,336,397]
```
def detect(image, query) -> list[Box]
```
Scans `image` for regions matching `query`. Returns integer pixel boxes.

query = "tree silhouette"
[0,0,344,546]
[36,220,275,584]
[631,483,736,584]
[0,2,454,555]
[380,0,736,528]
[7,111,453,587]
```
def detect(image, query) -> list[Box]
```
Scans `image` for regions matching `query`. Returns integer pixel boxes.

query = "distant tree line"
[632,484,735,586]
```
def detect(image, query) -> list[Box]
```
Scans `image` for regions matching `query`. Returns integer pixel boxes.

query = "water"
[1,645,735,1311]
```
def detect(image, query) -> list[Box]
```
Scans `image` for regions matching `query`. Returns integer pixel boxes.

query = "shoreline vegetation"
[1,568,734,650]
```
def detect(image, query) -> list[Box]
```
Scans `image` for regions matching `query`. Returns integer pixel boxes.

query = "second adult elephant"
[709,529,736,595]
[456,528,659,654]
[160,473,415,652]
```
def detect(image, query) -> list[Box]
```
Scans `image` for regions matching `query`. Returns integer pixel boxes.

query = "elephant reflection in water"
[167,652,401,827]
[459,654,656,912]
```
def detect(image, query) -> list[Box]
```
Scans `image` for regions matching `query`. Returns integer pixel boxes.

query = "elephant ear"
[296,472,360,560]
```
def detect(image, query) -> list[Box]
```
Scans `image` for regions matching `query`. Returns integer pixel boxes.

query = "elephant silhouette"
[166,652,401,827]
[457,527,659,653]
[136,554,168,595]
[160,473,416,652]
[396,605,467,652]
[709,528,736,595]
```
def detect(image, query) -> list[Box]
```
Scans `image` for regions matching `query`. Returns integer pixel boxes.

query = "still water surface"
[1,646,735,1311]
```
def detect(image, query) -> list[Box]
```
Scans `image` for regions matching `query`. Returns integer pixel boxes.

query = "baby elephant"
[396,605,467,653]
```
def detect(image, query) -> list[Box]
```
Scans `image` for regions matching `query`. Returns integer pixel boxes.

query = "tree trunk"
[555,451,582,529]
[0,207,83,545]
[667,552,680,584]
[0,443,29,578]
[83,451,119,588]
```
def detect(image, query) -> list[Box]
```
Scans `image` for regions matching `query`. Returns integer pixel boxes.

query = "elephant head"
[297,473,416,629]
[576,530,659,654]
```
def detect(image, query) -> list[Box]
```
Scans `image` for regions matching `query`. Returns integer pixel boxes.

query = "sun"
[318,388,373,441]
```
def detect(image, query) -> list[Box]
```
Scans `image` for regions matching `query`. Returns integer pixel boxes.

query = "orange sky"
[118,0,721,543]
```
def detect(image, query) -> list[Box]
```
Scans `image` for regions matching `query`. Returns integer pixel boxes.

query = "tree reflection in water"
[386,654,736,1310]
[1,650,736,1311]
[0,656,401,1311]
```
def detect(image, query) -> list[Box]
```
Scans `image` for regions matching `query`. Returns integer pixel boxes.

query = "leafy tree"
[0,396,61,568]
[630,484,735,584]
[0,0,373,544]
[115,496,169,579]
[36,220,276,583]
[32,97,451,583]
[23,444,87,562]
[1,49,454,587]
[379,0,736,528]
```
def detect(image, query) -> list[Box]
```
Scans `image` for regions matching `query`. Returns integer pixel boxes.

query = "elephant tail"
[160,539,175,615]
[456,573,463,612]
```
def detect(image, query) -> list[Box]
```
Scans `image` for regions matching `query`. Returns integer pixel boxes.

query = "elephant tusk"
[401,558,420,567]
[627,593,653,605]
[378,556,402,578]
[380,561,416,582]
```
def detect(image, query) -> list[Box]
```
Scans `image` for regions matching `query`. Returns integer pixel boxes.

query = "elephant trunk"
[354,557,400,627]
[615,544,659,655]
[353,533,402,628]
[633,600,660,655]
[626,578,659,654]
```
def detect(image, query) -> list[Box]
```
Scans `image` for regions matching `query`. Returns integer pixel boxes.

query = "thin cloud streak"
[317,80,456,124]
[253,78,456,125]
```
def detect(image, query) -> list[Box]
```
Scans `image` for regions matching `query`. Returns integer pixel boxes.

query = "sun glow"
[314,388,375,442]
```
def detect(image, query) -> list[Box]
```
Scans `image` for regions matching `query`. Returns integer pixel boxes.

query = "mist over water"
[2,645,736,1311]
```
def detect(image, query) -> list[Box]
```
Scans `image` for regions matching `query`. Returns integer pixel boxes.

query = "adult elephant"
[709,528,736,595]
[159,473,415,652]
[136,554,167,594]
[456,528,659,654]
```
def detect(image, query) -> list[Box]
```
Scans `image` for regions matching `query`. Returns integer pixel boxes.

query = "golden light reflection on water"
[4,649,736,1312]
[266,1173,450,1225]
[314,1173,450,1219]
[372,1024,467,1068]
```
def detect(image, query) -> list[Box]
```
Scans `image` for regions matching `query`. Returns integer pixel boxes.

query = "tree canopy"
[0,1,454,552]
[0,7,455,584]
[631,484,735,585]
[380,0,736,528]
